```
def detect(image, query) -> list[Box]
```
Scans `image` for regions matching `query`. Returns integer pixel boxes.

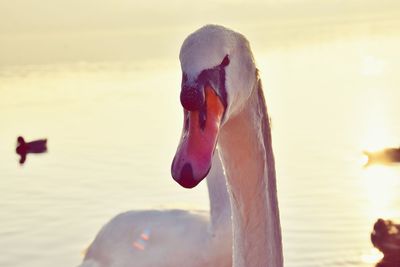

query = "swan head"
[171,25,257,188]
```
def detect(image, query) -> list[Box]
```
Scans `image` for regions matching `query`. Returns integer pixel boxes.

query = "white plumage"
[79,151,231,267]
[177,25,284,267]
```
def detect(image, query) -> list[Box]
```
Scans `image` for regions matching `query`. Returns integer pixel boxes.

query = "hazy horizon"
[1,0,400,67]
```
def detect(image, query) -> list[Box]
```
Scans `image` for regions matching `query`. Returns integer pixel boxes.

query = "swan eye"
[180,55,228,114]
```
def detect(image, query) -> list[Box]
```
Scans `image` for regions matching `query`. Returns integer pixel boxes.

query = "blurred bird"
[371,218,400,264]
[16,136,47,164]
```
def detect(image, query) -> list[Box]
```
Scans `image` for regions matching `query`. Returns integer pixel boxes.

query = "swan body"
[172,25,283,267]
[79,151,231,267]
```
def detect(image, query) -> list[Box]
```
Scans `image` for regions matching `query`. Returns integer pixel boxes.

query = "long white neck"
[218,78,283,267]
[206,149,231,232]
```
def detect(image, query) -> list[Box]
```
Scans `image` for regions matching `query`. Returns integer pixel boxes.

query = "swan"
[79,150,232,267]
[171,25,284,267]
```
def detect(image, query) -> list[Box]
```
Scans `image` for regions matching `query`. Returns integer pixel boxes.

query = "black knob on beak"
[180,87,205,111]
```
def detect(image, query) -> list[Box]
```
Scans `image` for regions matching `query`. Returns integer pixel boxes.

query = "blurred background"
[1,0,400,266]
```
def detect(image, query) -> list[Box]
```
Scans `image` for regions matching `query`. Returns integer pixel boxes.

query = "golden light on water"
[361,165,400,220]
[358,79,400,220]
[358,84,396,153]
[360,113,392,153]
[356,86,396,168]
[361,248,384,264]
[361,123,393,153]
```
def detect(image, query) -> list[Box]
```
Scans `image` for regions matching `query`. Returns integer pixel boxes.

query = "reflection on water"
[361,249,383,265]
[358,89,397,152]
[361,166,400,220]
[1,32,400,267]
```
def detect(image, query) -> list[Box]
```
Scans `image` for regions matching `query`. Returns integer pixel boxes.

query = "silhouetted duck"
[364,148,400,165]
[371,219,400,262]
[16,136,47,164]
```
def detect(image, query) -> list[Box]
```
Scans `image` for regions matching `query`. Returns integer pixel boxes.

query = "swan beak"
[171,85,225,188]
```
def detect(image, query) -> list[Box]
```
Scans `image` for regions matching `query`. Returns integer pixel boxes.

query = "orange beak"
[171,85,225,188]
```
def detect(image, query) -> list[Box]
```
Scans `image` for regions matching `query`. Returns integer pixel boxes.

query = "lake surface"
[1,31,400,267]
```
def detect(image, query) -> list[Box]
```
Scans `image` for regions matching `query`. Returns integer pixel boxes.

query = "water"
[1,32,400,267]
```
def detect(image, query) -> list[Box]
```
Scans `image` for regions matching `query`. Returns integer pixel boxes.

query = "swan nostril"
[180,87,205,111]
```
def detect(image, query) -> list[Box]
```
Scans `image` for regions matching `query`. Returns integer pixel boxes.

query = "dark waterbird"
[16,136,47,164]
[371,219,400,266]
[364,147,400,166]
